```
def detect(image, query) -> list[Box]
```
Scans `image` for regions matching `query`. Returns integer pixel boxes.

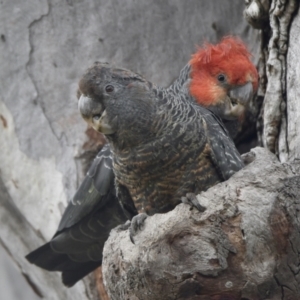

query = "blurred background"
[0,0,259,299]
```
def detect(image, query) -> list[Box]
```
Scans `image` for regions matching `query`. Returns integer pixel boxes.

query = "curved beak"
[221,96,246,120]
[78,95,116,135]
[229,81,254,105]
[219,82,254,120]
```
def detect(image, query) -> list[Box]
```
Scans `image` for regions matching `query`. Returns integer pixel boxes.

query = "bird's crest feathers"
[190,36,251,66]
[189,36,258,107]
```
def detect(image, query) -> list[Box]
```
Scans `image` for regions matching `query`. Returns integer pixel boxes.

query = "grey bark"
[245,0,299,160]
[0,1,256,299]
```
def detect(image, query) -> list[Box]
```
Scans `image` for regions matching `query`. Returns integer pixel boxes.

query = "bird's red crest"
[190,37,251,66]
[189,36,258,106]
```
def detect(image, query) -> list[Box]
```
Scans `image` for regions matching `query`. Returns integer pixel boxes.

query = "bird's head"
[189,36,258,120]
[77,62,156,147]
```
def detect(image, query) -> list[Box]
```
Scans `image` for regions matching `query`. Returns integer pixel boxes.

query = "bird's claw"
[129,213,148,244]
[181,193,206,212]
[116,220,131,231]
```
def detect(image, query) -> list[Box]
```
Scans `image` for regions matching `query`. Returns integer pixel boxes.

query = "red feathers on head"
[189,36,258,106]
[190,36,251,66]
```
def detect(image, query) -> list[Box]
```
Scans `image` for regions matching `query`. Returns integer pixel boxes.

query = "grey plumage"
[26,48,254,286]
[78,63,243,216]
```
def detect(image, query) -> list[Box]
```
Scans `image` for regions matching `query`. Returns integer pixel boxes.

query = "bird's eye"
[217,74,226,82]
[105,85,114,93]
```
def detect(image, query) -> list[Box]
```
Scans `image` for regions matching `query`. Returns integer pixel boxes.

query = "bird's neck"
[109,86,199,154]
[165,64,191,95]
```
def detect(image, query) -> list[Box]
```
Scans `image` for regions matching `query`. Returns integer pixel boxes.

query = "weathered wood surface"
[286,7,300,162]
[245,0,299,161]
[102,147,300,300]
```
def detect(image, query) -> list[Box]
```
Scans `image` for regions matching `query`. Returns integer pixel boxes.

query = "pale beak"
[92,110,116,135]
[222,96,245,120]
[219,81,254,120]
[229,81,253,105]
[78,95,116,135]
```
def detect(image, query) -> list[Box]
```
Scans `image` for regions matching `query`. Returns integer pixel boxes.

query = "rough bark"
[286,8,300,161]
[245,0,299,160]
[102,147,300,300]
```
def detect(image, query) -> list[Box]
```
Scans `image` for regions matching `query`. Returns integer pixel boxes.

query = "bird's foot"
[129,213,148,244]
[116,220,131,231]
[181,193,206,212]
